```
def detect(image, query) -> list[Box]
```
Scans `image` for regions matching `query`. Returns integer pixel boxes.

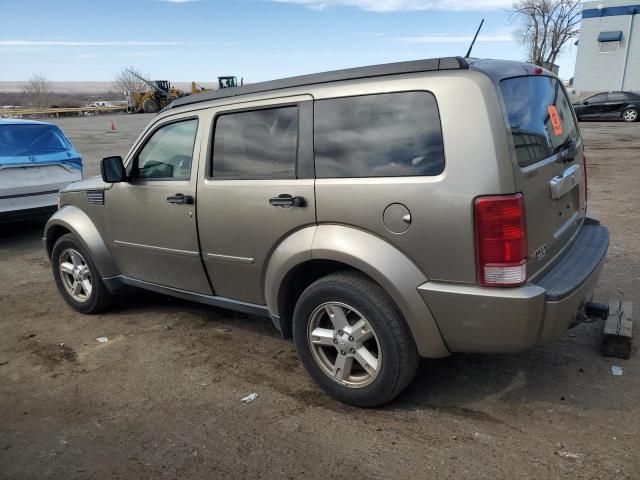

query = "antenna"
[465,19,485,59]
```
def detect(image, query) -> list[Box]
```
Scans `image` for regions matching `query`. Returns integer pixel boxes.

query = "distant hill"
[0,81,218,94]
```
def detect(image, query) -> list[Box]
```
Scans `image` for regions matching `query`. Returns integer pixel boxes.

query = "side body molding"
[264,224,449,358]
[43,205,120,278]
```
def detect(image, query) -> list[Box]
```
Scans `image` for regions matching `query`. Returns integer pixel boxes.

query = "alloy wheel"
[58,248,92,303]
[307,302,382,388]
[624,109,638,122]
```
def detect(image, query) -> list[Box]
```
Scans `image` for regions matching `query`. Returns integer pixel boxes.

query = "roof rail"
[169,56,469,110]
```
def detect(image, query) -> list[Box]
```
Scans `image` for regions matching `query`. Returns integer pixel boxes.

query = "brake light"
[474,194,528,287]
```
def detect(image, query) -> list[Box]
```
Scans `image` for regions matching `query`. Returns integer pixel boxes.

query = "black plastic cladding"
[166,57,469,111]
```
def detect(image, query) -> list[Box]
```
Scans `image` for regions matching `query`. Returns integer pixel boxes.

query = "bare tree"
[23,73,54,108]
[512,0,582,68]
[113,66,148,95]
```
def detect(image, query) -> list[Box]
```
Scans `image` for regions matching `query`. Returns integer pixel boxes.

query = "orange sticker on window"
[548,105,563,136]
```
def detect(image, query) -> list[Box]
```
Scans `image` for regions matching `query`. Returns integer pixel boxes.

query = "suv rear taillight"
[474,193,528,287]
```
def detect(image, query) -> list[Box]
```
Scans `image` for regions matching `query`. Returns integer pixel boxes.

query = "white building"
[573,0,640,93]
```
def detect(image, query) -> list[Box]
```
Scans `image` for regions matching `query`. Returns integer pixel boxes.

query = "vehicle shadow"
[113,289,626,414]
[0,217,49,251]
[393,320,626,414]
[110,288,282,340]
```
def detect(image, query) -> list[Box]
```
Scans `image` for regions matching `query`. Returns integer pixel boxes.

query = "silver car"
[44,58,609,406]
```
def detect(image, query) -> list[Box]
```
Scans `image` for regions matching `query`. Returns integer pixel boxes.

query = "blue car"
[0,119,82,221]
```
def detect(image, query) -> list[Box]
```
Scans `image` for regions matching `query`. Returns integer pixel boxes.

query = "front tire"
[623,108,638,122]
[142,98,159,114]
[51,233,113,314]
[293,271,419,407]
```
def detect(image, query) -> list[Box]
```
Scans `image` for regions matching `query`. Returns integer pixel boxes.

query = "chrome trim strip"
[113,240,200,258]
[205,253,255,265]
[554,212,580,239]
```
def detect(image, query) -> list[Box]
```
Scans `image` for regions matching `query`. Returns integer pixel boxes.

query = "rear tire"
[292,271,419,407]
[623,108,638,122]
[51,233,113,314]
[142,98,159,114]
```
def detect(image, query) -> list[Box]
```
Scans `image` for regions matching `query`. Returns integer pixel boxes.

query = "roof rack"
[169,56,469,110]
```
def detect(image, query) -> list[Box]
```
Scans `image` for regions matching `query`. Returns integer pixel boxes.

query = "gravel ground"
[0,115,638,479]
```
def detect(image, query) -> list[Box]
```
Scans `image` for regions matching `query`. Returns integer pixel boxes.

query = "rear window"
[314,92,445,178]
[0,125,71,157]
[212,106,298,179]
[500,76,579,168]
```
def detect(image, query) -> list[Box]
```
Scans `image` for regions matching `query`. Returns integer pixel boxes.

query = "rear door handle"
[549,164,581,199]
[167,193,194,205]
[269,194,306,208]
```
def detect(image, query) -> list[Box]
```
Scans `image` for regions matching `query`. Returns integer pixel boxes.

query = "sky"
[0,0,579,83]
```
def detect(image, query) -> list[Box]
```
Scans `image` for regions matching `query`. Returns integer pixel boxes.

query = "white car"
[0,119,82,221]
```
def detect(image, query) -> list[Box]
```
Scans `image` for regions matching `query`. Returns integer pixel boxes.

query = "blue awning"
[598,31,623,42]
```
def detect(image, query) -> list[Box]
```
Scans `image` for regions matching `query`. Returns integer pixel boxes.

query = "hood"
[62,175,110,192]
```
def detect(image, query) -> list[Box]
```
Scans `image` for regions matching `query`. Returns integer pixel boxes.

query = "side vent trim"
[86,190,105,205]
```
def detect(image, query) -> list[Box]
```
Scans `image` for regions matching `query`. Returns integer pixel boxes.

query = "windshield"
[500,76,579,168]
[0,124,72,157]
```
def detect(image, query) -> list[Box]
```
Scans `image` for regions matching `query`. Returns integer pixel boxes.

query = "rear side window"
[609,92,631,102]
[500,76,578,168]
[212,106,298,179]
[314,92,445,178]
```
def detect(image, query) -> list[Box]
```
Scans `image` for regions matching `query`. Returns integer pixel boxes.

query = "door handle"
[167,193,194,205]
[269,194,306,208]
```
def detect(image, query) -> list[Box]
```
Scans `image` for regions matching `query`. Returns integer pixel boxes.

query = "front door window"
[135,119,198,180]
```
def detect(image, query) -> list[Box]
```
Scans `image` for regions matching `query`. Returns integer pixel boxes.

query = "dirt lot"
[1,115,639,479]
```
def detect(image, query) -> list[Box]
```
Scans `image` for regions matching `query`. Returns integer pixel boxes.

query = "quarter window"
[314,92,445,178]
[212,106,298,179]
[135,119,198,180]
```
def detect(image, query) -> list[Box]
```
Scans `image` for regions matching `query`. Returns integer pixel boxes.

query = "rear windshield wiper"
[553,137,578,162]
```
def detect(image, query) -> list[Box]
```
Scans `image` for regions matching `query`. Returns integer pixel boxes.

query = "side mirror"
[101,156,127,183]
[583,101,589,105]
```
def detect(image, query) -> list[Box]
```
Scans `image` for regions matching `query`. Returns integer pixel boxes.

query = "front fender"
[265,224,449,358]
[43,205,119,278]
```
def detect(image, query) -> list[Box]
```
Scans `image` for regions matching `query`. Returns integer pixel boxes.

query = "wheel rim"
[307,302,382,389]
[624,110,637,121]
[58,248,92,303]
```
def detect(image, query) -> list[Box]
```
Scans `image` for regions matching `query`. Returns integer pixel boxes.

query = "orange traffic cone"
[110,120,117,131]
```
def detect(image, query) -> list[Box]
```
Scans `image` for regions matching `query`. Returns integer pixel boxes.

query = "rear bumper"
[0,190,59,214]
[418,222,609,353]
[0,205,57,223]
[0,164,81,214]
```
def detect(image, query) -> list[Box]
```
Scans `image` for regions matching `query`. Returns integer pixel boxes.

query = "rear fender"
[43,205,119,277]
[265,224,449,358]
